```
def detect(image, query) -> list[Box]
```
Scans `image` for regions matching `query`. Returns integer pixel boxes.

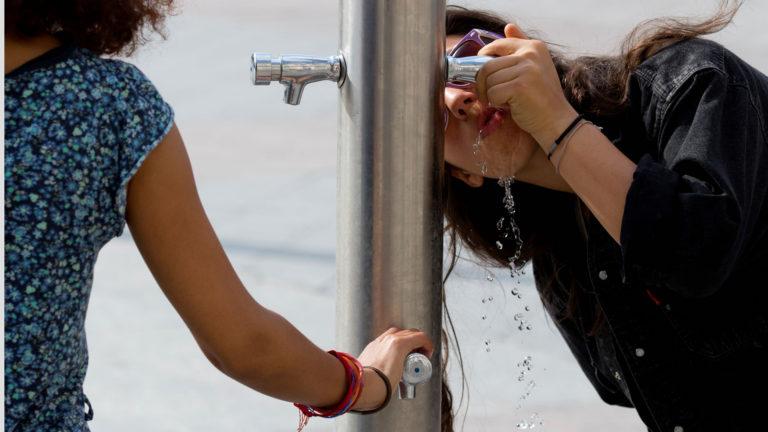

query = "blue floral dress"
[5,44,174,431]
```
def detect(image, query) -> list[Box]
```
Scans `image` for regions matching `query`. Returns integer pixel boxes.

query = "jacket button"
[598,270,608,280]
[635,348,645,357]
[674,426,684,432]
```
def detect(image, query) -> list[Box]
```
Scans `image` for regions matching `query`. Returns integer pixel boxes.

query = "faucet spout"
[445,54,494,85]
[251,53,345,105]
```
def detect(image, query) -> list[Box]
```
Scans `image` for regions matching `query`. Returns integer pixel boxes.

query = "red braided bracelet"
[295,350,364,431]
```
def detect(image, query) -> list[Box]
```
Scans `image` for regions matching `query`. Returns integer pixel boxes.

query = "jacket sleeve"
[619,67,764,298]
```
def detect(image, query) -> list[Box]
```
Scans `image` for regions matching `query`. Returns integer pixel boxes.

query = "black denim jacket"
[534,37,768,432]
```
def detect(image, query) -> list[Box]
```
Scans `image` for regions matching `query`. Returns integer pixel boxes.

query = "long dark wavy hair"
[5,0,175,55]
[440,1,744,430]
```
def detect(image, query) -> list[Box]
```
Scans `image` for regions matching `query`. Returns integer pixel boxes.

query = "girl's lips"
[478,106,507,138]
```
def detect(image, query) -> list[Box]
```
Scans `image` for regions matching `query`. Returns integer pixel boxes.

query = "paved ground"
[82,0,766,430]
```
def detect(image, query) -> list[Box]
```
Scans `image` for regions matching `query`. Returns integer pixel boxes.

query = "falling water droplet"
[517,413,543,430]
[473,133,489,176]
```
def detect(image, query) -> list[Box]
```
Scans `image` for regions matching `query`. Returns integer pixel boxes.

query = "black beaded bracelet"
[547,114,584,161]
[350,366,392,415]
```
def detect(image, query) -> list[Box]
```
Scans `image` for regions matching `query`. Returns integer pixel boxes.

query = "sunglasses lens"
[451,41,481,58]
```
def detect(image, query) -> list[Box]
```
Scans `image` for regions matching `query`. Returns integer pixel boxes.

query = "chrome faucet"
[445,54,493,84]
[250,53,491,105]
[398,352,433,400]
[250,53,346,105]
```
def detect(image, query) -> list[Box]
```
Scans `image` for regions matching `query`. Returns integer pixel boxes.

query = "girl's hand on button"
[476,23,578,147]
[353,326,434,411]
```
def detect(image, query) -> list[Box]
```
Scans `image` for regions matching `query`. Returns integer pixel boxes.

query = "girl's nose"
[444,87,477,123]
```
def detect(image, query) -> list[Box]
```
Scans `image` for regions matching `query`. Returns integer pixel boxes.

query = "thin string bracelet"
[554,120,603,175]
[554,119,589,175]
[547,113,584,161]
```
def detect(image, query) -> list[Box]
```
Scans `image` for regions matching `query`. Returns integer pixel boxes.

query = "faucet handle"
[250,53,346,105]
[398,352,433,400]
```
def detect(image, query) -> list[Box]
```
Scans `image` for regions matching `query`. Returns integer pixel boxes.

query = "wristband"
[295,350,364,431]
[547,113,584,161]
[350,366,392,415]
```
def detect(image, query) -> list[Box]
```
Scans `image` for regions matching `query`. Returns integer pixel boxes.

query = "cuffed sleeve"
[620,68,763,298]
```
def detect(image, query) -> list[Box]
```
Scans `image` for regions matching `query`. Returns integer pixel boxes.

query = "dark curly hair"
[5,0,175,56]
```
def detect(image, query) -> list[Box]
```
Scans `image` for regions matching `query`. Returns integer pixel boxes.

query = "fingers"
[477,37,527,58]
[374,326,403,342]
[387,329,434,359]
[486,78,524,108]
[476,35,545,106]
[373,327,435,358]
[399,332,435,359]
[476,55,524,105]
[487,61,533,89]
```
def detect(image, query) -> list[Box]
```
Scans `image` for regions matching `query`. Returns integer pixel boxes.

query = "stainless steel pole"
[336,1,446,430]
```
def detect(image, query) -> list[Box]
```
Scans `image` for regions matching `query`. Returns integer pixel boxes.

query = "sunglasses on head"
[444,28,504,130]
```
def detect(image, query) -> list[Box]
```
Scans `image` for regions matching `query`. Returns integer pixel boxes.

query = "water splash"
[516,355,533,381]
[516,413,544,430]
[497,176,524,278]
[513,312,532,331]
[515,380,537,409]
[473,133,488,176]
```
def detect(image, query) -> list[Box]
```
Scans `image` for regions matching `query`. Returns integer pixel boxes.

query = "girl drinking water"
[441,2,767,431]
